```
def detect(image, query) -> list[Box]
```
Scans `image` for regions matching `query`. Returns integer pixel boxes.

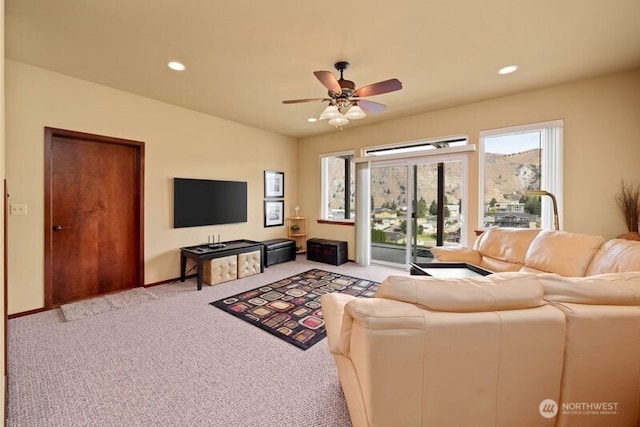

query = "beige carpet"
[60,288,158,322]
[9,259,407,426]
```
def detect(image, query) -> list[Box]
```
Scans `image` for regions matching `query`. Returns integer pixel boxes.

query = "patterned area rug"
[211,269,379,350]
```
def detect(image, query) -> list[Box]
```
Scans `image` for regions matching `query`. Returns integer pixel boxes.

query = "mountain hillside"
[484,149,540,202]
[326,149,540,210]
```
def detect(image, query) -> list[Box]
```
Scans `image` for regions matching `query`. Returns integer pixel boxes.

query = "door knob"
[53,225,70,231]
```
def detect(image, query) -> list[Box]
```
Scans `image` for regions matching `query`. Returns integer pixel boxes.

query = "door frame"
[43,127,145,309]
[369,152,469,267]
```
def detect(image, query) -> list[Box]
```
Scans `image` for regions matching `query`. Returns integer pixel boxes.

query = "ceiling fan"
[282,61,402,127]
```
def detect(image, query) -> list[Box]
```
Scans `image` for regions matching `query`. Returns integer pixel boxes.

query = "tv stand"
[180,239,264,290]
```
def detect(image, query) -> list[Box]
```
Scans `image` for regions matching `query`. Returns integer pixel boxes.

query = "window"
[479,120,563,230]
[364,138,468,156]
[320,151,355,222]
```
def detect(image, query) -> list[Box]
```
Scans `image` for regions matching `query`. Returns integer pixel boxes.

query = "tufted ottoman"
[203,255,238,285]
[238,250,262,278]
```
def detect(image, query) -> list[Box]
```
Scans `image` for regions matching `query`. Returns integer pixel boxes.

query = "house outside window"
[479,120,563,230]
[320,151,355,222]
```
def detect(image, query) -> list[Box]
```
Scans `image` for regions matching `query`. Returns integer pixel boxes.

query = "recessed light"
[307,118,318,123]
[498,65,518,75]
[168,61,186,71]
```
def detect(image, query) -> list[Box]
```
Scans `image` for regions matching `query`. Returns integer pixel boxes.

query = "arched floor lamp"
[524,190,559,230]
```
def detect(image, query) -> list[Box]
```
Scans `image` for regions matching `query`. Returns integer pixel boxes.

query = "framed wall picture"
[264,170,284,198]
[264,200,285,227]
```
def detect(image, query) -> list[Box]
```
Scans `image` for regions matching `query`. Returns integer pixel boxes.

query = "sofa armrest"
[346,297,428,329]
[429,246,481,265]
[320,293,357,356]
[321,294,427,356]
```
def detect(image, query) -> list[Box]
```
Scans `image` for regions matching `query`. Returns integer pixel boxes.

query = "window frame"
[478,120,564,230]
[319,150,356,224]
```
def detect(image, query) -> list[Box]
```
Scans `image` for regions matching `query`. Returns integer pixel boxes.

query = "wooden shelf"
[287,217,307,253]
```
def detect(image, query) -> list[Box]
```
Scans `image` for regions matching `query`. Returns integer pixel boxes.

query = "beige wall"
[1,0,6,418]
[6,60,297,314]
[298,68,640,260]
[6,60,640,314]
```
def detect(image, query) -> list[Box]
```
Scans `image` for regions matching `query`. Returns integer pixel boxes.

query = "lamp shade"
[345,105,366,120]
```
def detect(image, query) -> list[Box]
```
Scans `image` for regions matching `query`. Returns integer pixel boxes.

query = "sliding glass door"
[370,165,408,264]
[370,156,466,267]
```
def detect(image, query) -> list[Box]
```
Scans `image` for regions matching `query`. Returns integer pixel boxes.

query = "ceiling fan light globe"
[328,116,349,127]
[345,105,366,120]
[320,105,341,120]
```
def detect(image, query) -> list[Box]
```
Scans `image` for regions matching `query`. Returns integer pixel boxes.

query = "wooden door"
[44,128,144,308]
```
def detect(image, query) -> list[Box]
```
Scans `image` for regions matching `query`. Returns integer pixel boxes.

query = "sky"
[484,131,541,154]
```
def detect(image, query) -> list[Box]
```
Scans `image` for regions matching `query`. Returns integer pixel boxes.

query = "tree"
[429,200,438,216]
[428,199,450,217]
[417,197,428,218]
[371,228,387,243]
[524,196,541,216]
[400,220,407,234]
[489,197,497,207]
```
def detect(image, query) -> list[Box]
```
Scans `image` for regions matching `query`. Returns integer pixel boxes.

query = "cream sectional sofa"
[321,230,640,427]
[430,227,640,276]
[540,272,640,427]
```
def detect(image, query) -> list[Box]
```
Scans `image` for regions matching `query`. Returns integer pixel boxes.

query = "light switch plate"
[10,204,28,216]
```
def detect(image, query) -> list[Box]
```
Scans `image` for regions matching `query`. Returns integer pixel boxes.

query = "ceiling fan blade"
[353,78,403,98]
[314,71,342,95]
[356,99,386,113]
[282,98,329,104]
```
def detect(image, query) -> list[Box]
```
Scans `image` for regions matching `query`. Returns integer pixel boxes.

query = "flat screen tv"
[173,178,247,228]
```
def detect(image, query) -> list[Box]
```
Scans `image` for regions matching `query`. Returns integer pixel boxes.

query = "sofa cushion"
[478,257,522,273]
[585,238,640,276]
[477,227,541,263]
[540,272,640,305]
[476,227,541,269]
[376,272,545,312]
[523,230,605,277]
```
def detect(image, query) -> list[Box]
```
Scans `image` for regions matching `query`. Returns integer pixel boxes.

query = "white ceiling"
[5,0,640,138]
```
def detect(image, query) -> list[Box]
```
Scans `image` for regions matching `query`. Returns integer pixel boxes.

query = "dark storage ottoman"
[306,238,348,266]
[263,238,297,267]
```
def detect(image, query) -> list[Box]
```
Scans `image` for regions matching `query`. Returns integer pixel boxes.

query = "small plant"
[615,180,640,233]
[290,224,301,233]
